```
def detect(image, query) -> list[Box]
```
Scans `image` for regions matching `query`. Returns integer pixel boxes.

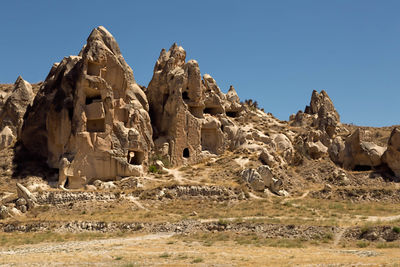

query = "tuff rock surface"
[146,43,243,166]
[291,90,340,145]
[338,129,385,170]
[382,128,400,177]
[14,27,245,189]
[20,26,153,188]
[0,76,34,149]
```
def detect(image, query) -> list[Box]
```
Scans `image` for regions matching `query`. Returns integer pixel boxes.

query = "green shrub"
[159,252,170,258]
[357,241,369,248]
[360,225,371,235]
[192,258,204,263]
[217,219,228,227]
[393,226,400,233]
[148,165,157,173]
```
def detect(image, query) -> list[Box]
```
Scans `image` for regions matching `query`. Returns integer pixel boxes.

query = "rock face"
[339,129,386,170]
[328,137,346,164]
[0,76,34,149]
[20,26,153,188]
[146,43,243,166]
[382,128,400,177]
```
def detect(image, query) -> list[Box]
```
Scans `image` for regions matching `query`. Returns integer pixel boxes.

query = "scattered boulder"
[16,183,37,209]
[257,165,283,193]
[9,207,23,216]
[305,141,328,159]
[259,149,278,168]
[271,134,293,163]
[16,198,27,207]
[18,205,27,213]
[342,129,386,170]
[154,160,168,173]
[241,165,282,193]
[84,184,97,191]
[382,127,400,177]
[93,180,117,190]
[241,168,265,191]
[333,169,349,185]
[0,205,10,219]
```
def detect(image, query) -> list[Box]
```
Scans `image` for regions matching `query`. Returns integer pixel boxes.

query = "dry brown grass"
[0,231,128,247]
[2,232,400,266]
[7,196,399,230]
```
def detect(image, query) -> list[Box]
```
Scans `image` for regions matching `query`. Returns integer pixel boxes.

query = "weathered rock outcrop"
[382,128,400,177]
[20,26,153,188]
[0,76,34,149]
[307,90,340,139]
[337,129,386,170]
[290,90,342,161]
[146,43,243,166]
[306,140,328,159]
[291,90,340,143]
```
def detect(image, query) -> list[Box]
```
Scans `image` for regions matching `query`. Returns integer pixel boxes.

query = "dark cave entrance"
[183,148,190,158]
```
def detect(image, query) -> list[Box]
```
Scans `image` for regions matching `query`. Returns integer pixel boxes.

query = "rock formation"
[331,129,386,170]
[382,127,400,177]
[20,26,153,188]
[0,76,34,149]
[290,90,342,161]
[305,90,340,139]
[146,43,243,166]
[291,90,340,143]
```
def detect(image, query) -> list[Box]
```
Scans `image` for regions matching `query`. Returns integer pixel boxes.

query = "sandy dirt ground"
[1,233,400,266]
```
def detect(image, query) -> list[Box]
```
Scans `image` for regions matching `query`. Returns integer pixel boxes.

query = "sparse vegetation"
[192,257,204,263]
[159,252,170,258]
[148,165,158,173]
[357,241,370,248]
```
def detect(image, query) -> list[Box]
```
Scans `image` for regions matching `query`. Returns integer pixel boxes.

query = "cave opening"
[85,95,102,105]
[182,91,189,100]
[204,107,222,115]
[87,61,101,76]
[128,150,145,165]
[226,111,239,118]
[354,165,372,171]
[183,148,190,158]
[86,118,105,132]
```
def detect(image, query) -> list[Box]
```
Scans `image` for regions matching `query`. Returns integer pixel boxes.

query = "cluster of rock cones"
[0,26,399,194]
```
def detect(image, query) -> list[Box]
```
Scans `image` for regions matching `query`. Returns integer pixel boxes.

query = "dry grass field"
[1,231,400,266]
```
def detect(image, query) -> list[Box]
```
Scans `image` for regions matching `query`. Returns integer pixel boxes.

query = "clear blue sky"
[1,0,399,126]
